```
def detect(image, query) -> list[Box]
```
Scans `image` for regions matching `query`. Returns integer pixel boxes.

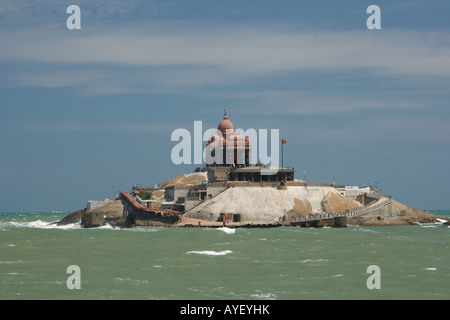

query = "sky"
[1,0,450,212]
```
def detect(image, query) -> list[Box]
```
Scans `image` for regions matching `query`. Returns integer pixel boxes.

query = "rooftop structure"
[205,109,252,168]
[206,109,294,183]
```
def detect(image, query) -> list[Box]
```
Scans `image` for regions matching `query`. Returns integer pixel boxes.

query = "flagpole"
[281,138,284,182]
[278,139,287,190]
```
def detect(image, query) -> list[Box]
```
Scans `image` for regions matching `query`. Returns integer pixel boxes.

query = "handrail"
[119,192,183,215]
[285,197,392,223]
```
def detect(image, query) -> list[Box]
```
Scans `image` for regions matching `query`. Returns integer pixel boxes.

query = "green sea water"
[0,211,449,300]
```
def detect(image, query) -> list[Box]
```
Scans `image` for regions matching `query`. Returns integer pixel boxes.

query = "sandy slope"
[185,186,359,221]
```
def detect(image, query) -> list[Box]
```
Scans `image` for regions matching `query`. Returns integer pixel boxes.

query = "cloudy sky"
[1,0,449,212]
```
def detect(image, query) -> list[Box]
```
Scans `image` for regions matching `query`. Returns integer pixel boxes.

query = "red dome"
[218,110,234,135]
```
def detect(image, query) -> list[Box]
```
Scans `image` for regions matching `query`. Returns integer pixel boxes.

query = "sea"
[0,210,449,301]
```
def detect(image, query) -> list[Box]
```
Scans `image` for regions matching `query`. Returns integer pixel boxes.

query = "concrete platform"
[176,217,281,228]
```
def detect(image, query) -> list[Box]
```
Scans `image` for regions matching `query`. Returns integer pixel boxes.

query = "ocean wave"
[186,250,232,256]
[250,292,278,300]
[0,260,24,264]
[350,226,381,233]
[415,220,449,229]
[1,220,82,230]
[217,227,236,234]
[127,226,161,232]
[254,259,283,264]
[298,258,329,263]
[93,223,116,230]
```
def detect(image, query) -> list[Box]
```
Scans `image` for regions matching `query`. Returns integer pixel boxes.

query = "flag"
[282,139,287,144]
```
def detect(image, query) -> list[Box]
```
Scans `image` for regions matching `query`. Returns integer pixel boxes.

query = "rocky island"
[56,111,447,229]
[56,170,444,229]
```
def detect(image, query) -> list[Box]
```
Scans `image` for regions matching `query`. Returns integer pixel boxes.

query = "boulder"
[321,191,360,213]
[287,198,312,218]
[81,200,125,228]
[160,172,207,188]
[347,199,442,226]
[52,208,85,226]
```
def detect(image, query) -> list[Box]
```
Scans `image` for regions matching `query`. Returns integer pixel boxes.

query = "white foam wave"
[425,267,437,271]
[217,227,235,234]
[186,250,232,256]
[298,258,329,263]
[416,220,449,228]
[94,223,116,230]
[1,220,82,230]
[126,227,162,232]
[0,260,24,264]
[250,292,277,300]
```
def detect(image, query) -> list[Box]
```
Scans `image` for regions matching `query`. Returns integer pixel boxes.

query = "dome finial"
[218,108,233,134]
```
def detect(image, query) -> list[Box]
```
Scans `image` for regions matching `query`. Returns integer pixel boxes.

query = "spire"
[218,108,234,134]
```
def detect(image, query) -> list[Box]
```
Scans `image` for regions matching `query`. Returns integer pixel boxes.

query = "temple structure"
[205,109,252,167]
[205,110,294,183]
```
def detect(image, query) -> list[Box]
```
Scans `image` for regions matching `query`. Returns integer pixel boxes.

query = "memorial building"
[205,110,294,183]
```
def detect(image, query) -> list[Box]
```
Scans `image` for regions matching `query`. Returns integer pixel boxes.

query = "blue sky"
[1,0,450,212]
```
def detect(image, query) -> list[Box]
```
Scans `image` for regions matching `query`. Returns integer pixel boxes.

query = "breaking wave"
[217,227,236,234]
[0,220,82,230]
[186,250,232,256]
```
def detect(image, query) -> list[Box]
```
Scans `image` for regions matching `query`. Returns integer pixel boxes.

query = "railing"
[185,196,202,201]
[119,192,183,216]
[184,184,230,212]
[228,181,279,188]
[208,181,229,187]
[306,183,336,187]
[285,196,392,223]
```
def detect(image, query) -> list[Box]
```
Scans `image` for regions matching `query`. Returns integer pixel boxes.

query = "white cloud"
[2,26,450,77]
[1,22,450,119]
[4,121,177,135]
[209,90,431,116]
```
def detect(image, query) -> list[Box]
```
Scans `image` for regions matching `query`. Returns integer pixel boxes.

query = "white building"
[336,186,371,201]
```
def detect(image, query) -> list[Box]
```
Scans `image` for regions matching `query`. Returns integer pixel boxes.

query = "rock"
[81,200,124,228]
[390,200,439,225]
[287,198,312,218]
[54,209,85,226]
[160,172,208,188]
[321,191,360,213]
[361,218,391,226]
[348,198,442,226]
